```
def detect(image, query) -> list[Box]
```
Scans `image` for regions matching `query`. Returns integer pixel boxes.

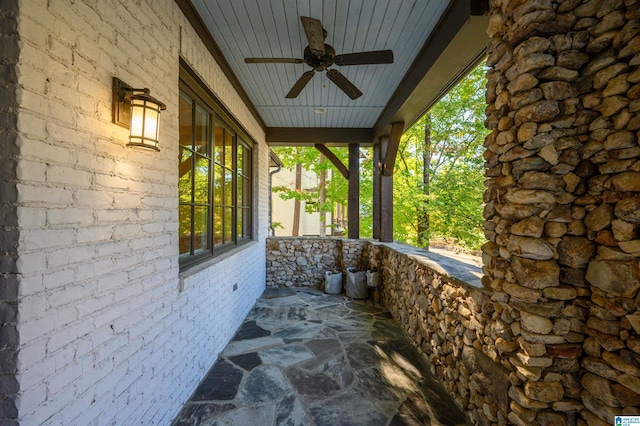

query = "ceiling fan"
[244,16,394,100]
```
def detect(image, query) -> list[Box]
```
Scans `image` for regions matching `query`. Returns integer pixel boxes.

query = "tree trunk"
[292,162,302,236]
[417,115,431,249]
[319,154,326,237]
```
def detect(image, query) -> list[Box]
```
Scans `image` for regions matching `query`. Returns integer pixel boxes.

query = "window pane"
[214,206,223,244]
[214,164,223,205]
[179,148,192,203]
[224,207,233,242]
[194,105,209,156]
[225,132,234,167]
[237,145,244,175]
[194,155,210,203]
[179,92,192,148]
[214,126,224,165]
[178,204,192,255]
[193,206,208,252]
[224,170,233,206]
[180,75,253,268]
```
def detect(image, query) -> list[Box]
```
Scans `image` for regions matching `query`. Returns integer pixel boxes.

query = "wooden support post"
[372,140,381,239]
[348,143,360,239]
[380,174,394,242]
[378,137,393,242]
[378,122,404,242]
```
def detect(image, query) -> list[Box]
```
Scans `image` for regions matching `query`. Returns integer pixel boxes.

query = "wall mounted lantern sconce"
[112,77,166,151]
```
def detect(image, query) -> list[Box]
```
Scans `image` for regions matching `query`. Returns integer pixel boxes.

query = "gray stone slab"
[372,320,407,341]
[271,322,325,343]
[375,339,431,378]
[389,392,433,426]
[354,367,403,416]
[284,367,341,400]
[296,339,342,371]
[346,301,385,314]
[345,342,381,370]
[324,315,374,333]
[261,288,296,299]
[228,352,262,372]
[320,354,355,389]
[315,327,339,339]
[338,330,372,343]
[258,344,314,367]
[253,307,322,329]
[275,393,310,426]
[255,294,302,307]
[192,360,243,401]
[309,388,387,426]
[305,338,342,359]
[236,365,291,405]
[232,320,271,341]
[173,402,236,426]
[244,306,274,321]
[205,403,275,426]
[221,336,283,357]
[313,303,351,317]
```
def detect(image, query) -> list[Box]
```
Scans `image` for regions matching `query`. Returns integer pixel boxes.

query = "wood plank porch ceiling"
[179,0,489,146]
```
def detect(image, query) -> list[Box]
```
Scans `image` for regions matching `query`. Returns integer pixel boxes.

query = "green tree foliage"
[395,63,488,250]
[273,146,342,234]
[272,63,487,250]
[272,146,373,236]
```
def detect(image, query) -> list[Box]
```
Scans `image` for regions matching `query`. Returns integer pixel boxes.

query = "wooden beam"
[372,140,381,240]
[372,0,488,140]
[348,143,360,239]
[314,144,349,179]
[382,122,404,176]
[268,128,373,146]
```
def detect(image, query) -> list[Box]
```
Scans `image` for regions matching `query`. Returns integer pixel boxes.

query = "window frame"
[179,64,254,271]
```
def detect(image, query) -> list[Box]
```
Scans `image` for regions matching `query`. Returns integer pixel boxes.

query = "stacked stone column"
[483,0,640,424]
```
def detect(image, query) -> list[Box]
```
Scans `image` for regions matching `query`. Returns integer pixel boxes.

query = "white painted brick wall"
[15,1,268,425]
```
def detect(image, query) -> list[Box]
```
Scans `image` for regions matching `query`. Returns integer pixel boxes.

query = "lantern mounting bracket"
[112,77,152,129]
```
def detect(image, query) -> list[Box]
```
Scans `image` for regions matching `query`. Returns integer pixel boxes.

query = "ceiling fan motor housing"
[244,16,392,99]
[304,44,336,71]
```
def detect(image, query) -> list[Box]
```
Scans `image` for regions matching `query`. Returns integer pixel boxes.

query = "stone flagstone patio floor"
[172,287,469,426]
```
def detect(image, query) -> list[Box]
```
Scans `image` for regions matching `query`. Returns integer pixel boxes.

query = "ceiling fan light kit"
[244,16,393,100]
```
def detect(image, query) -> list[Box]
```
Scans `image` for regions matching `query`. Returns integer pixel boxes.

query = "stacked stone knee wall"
[368,244,511,425]
[265,237,369,288]
[484,0,640,423]
[266,238,511,423]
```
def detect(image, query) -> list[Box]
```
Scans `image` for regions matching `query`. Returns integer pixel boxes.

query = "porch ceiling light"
[112,77,166,151]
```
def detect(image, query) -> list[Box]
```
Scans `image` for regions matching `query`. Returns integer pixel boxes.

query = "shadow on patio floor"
[172,287,469,426]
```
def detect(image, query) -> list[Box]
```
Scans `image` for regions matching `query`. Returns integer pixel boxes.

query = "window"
[179,77,253,270]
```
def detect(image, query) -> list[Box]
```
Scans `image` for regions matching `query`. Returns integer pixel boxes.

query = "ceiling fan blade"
[286,71,315,98]
[245,58,304,64]
[300,16,325,57]
[334,50,394,66]
[326,69,362,100]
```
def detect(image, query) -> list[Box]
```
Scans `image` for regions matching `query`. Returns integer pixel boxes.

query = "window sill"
[178,240,259,291]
